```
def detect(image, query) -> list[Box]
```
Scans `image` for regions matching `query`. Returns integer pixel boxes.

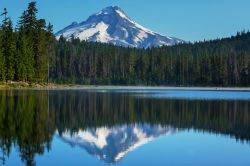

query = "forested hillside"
[51,32,250,86]
[0,2,54,83]
[0,2,249,86]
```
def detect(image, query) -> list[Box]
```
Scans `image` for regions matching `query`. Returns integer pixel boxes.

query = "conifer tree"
[46,23,56,83]
[1,8,16,81]
[0,24,5,81]
[0,45,5,81]
[35,19,48,82]
[16,11,36,81]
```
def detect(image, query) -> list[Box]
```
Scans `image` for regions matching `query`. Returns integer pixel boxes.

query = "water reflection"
[0,90,250,165]
[0,90,53,166]
[59,124,176,163]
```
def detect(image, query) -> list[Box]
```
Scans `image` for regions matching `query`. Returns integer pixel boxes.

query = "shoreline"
[1,82,250,91]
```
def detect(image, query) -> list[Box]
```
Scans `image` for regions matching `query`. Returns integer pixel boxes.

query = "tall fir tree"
[0,26,5,81]
[46,23,56,83]
[1,8,16,81]
[35,19,48,82]
[0,42,5,81]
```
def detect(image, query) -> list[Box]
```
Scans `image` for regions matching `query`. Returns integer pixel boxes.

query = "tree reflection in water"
[0,90,53,166]
[0,90,249,165]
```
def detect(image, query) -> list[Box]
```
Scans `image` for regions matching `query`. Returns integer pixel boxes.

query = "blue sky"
[0,0,250,42]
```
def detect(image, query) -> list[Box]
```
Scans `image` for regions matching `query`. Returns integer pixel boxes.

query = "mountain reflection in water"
[59,124,177,163]
[0,90,249,165]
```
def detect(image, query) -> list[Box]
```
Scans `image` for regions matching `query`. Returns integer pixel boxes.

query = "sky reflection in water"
[0,90,250,166]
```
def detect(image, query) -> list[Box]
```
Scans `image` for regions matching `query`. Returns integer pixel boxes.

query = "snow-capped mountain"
[59,124,178,164]
[55,6,184,48]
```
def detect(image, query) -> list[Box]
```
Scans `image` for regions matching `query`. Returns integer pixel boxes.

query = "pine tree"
[25,2,37,36]
[0,24,6,81]
[17,29,35,81]
[46,23,56,83]
[35,19,48,82]
[1,8,16,81]
[16,11,35,81]
[0,44,5,81]
[21,2,49,83]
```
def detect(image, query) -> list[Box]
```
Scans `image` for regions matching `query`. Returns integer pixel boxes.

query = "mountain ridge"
[55,6,184,48]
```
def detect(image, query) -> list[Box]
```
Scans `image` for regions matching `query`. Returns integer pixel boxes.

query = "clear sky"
[0,0,250,42]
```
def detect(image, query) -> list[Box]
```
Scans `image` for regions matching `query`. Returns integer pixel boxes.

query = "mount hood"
[55,6,184,48]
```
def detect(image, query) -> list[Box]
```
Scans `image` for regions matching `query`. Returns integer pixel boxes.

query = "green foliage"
[52,32,250,86]
[0,2,53,83]
[1,8,16,81]
[16,30,35,81]
[0,31,5,81]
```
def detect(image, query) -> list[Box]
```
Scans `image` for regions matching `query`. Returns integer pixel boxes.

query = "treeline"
[51,32,250,86]
[0,2,54,83]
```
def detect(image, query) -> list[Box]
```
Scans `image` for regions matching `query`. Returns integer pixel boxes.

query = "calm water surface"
[0,89,250,166]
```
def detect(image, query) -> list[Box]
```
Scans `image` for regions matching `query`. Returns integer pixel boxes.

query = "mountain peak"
[94,6,119,14]
[55,6,184,48]
[93,6,128,19]
[104,5,121,11]
[71,21,78,25]
[102,6,123,12]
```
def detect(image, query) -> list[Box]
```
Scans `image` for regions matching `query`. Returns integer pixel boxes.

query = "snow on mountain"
[59,124,178,164]
[55,6,184,48]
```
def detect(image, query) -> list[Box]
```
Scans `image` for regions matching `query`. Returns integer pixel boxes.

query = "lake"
[0,89,250,166]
